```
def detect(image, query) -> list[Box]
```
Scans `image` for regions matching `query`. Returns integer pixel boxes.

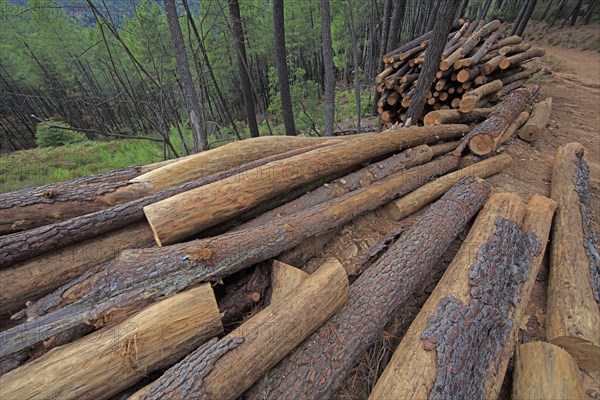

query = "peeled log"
[519,97,553,142]
[245,177,491,400]
[423,108,493,126]
[370,193,542,399]
[460,80,503,113]
[3,157,461,358]
[547,143,600,371]
[513,342,586,400]
[137,259,349,400]
[144,125,469,245]
[0,284,222,400]
[384,154,512,221]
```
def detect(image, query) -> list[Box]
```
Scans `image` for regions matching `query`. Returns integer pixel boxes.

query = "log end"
[459,98,477,113]
[469,134,496,156]
[499,59,511,70]
[457,70,470,83]
[423,111,442,126]
[549,336,600,371]
[440,60,451,71]
[518,126,541,142]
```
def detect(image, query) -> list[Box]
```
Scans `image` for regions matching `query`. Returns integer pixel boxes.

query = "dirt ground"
[306,44,600,399]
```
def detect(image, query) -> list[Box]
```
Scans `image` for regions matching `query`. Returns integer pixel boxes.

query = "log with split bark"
[459,80,503,113]
[423,108,493,126]
[519,97,552,142]
[370,193,553,399]
[547,142,600,371]
[244,177,491,399]
[2,156,460,359]
[0,284,222,400]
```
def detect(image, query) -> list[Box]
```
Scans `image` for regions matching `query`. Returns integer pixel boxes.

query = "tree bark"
[513,342,586,399]
[460,79,504,113]
[384,153,512,221]
[518,97,552,142]
[245,177,491,399]
[386,0,407,53]
[498,110,530,145]
[229,0,260,138]
[424,108,494,126]
[272,0,296,136]
[164,0,207,151]
[547,142,600,371]
[370,193,550,399]
[0,284,222,400]
[4,156,461,359]
[499,43,532,56]
[499,47,545,69]
[144,125,469,245]
[136,259,348,400]
[371,0,392,115]
[321,0,336,136]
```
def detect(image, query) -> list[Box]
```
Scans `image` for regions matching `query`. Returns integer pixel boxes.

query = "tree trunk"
[460,79,504,112]
[384,153,512,221]
[229,0,260,138]
[164,0,207,152]
[386,0,407,53]
[269,260,308,304]
[424,108,494,126]
[519,97,552,141]
[480,0,494,19]
[569,0,584,26]
[272,0,296,136]
[4,156,461,359]
[0,284,222,400]
[370,193,552,399]
[407,0,461,123]
[244,177,491,399]
[515,0,538,35]
[144,125,469,245]
[547,142,600,371]
[321,0,336,136]
[135,259,348,400]
[371,0,392,115]
[584,0,599,24]
[347,0,362,131]
[513,342,586,399]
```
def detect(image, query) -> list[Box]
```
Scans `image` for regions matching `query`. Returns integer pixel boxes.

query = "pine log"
[429,141,461,156]
[136,258,348,400]
[481,54,507,75]
[480,49,500,64]
[370,193,544,399]
[144,125,469,245]
[513,342,586,400]
[245,177,491,399]
[445,20,470,50]
[460,80,503,113]
[465,31,501,65]
[440,20,501,71]
[453,87,533,156]
[0,284,222,400]
[0,144,332,269]
[499,48,546,69]
[500,65,542,86]
[0,222,153,316]
[457,66,480,83]
[3,156,461,358]
[375,67,395,84]
[548,142,600,371]
[384,154,512,221]
[499,43,532,56]
[423,107,494,126]
[519,97,553,142]
[269,260,308,304]
[499,78,528,96]
[497,111,530,145]
[490,35,523,51]
[218,264,270,327]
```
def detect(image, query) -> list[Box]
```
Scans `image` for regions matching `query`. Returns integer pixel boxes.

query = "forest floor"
[319,43,600,399]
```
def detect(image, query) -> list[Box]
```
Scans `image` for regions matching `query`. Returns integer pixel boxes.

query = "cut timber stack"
[376,19,545,127]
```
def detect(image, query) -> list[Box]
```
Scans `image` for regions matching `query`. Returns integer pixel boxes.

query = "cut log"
[457,66,480,83]
[497,111,530,146]
[269,260,308,304]
[499,48,546,69]
[440,20,501,71]
[144,125,469,246]
[499,43,532,56]
[465,31,501,65]
[0,144,333,268]
[3,156,461,358]
[499,65,542,85]
[0,222,153,316]
[135,258,348,400]
[513,342,586,400]
[499,78,528,96]
[0,284,222,400]
[218,264,270,327]
[245,177,491,399]
[369,193,543,399]
[429,141,461,156]
[460,79,503,113]
[453,87,533,156]
[548,142,600,371]
[384,153,512,221]
[490,35,523,51]
[481,54,507,75]
[423,108,494,126]
[519,97,553,142]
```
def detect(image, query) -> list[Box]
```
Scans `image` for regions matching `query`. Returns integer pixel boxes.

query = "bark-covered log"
[429,141,462,156]
[440,20,501,71]
[548,142,600,371]
[0,144,331,268]
[465,31,501,65]
[453,87,533,156]
[2,156,461,358]
[497,111,530,146]
[489,35,523,51]
[370,193,543,399]
[460,80,503,112]
[513,342,586,400]
[0,284,222,400]
[499,43,532,56]
[0,222,153,316]
[136,258,349,400]
[456,65,480,83]
[518,97,552,142]
[269,260,308,304]
[499,64,542,86]
[244,177,491,400]
[481,54,507,75]
[144,125,469,245]
[218,264,270,327]
[499,48,546,69]
[424,108,494,126]
[384,154,512,221]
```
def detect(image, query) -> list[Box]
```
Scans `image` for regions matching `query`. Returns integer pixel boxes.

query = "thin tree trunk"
[542,0,556,20]
[551,0,569,26]
[515,0,538,36]
[584,0,599,24]
[569,0,584,26]
[480,0,494,19]
[386,0,407,53]
[273,0,297,136]
[371,0,392,115]
[347,0,361,131]
[321,0,336,136]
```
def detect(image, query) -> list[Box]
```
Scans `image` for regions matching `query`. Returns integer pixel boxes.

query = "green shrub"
[35,120,87,147]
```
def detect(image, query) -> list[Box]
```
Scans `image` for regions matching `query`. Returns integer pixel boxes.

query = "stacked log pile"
[376,19,545,127]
